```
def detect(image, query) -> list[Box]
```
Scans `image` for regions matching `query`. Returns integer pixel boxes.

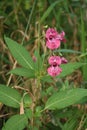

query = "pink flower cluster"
[46,28,67,77]
[47,56,67,77]
[46,28,66,50]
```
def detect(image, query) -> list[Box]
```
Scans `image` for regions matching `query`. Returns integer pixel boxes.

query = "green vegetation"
[0,0,87,130]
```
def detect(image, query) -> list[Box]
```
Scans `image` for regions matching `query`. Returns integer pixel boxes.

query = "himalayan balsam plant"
[0,28,87,130]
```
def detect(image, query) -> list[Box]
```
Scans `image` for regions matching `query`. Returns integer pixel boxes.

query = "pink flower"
[46,28,60,50]
[61,57,68,64]
[57,31,65,40]
[47,66,62,77]
[57,31,66,43]
[46,39,60,50]
[48,56,61,66]
[46,28,58,39]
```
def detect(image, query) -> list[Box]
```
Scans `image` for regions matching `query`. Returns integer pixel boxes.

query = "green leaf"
[24,94,32,107]
[9,67,35,78]
[80,11,87,81]
[2,114,28,130]
[33,50,44,72]
[54,49,81,54]
[25,108,33,119]
[63,116,78,130]
[5,37,34,70]
[45,88,87,110]
[58,62,87,78]
[40,0,63,23]
[0,84,21,108]
[41,75,53,82]
[62,109,81,130]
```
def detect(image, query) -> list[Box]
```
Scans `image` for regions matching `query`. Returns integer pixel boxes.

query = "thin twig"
[77,113,86,130]
[0,113,13,118]
[7,61,17,86]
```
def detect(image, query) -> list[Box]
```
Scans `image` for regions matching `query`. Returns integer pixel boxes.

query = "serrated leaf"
[58,62,87,78]
[9,67,35,78]
[2,114,28,130]
[45,88,87,110]
[5,37,34,70]
[0,84,21,108]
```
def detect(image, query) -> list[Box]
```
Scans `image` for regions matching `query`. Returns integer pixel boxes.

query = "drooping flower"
[46,28,60,50]
[48,56,61,66]
[61,57,68,64]
[57,31,65,40]
[59,31,66,43]
[47,66,62,77]
[46,28,67,77]
[46,39,60,50]
[46,28,58,39]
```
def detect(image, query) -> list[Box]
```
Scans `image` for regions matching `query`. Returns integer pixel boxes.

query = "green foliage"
[45,88,87,110]
[41,75,53,82]
[40,0,64,23]
[0,84,21,108]
[5,37,34,70]
[58,62,87,78]
[25,108,33,119]
[62,116,78,130]
[51,108,84,129]
[9,67,35,78]
[54,49,81,54]
[24,94,32,107]
[33,50,43,72]
[2,114,28,130]
[0,0,87,130]
[80,11,87,82]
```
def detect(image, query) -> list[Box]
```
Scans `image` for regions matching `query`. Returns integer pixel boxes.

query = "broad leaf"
[58,62,86,78]
[0,84,21,108]
[45,88,87,110]
[9,67,35,78]
[2,114,28,130]
[5,37,34,70]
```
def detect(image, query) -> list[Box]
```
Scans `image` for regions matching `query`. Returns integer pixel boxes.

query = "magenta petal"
[57,31,66,42]
[46,28,66,43]
[48,56,61,65]
[47,66,62,77]
[46,39,60,50]
[46,28,58,39]
[61,57,68,64]
[46,28,61,50]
